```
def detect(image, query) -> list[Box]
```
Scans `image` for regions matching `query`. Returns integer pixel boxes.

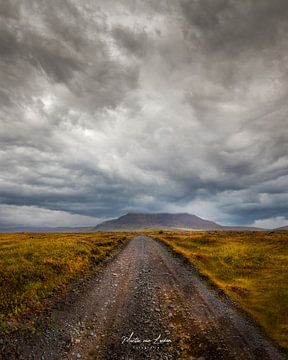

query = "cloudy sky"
[0,0,288,229]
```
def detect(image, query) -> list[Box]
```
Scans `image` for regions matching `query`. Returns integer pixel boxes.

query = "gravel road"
[1,235,286,360]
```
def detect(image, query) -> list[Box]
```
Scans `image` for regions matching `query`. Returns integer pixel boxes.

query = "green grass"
[0,232,134,321]
[149,230,288,349]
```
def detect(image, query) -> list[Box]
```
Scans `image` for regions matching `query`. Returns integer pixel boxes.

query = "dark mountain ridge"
[94,212,223,230]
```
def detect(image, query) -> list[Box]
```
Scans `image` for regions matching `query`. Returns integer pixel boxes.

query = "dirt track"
[2,235,286,360]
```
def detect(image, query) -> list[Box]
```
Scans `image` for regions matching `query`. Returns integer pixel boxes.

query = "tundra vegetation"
[149,230,288,349]
[0,232,133,326]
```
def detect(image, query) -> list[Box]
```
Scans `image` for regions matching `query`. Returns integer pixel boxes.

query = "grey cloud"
[0,0,288,228]
[180,0,288,52]
[0,1,139,112]
[112,26,149,57]
[0,204,100,228]
[0,1,21,20]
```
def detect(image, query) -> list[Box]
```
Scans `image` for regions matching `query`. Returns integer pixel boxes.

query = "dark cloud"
[0,0,287,228]
[180,0,288,52]
[0,0,21,20]
[112,26,149,57]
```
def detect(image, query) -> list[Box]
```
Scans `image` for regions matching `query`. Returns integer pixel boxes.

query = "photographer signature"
[121,332,172,345]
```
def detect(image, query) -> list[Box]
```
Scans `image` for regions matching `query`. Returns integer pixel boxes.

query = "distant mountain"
[222,225,264,231]
[0,213,270,233]
[275,226,288,231]
[0,226,96,233]
[94,212,223,231]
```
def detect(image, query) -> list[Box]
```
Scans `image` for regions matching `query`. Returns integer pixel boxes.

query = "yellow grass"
[0,232,134,321]
[149,230,288,349]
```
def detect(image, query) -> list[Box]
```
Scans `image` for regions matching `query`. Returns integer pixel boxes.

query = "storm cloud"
[0,0,288,228]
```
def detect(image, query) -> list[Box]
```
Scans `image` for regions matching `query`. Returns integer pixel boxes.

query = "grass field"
[0,232,134,322]
[150,230,288,349]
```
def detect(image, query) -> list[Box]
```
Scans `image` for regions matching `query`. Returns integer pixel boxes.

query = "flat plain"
[0,232,134,321]
[149,230,288,349]
[0,231,287,359]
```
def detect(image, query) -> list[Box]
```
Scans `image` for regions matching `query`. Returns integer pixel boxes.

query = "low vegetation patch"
[0,232,134,323]
[150,230,288,349]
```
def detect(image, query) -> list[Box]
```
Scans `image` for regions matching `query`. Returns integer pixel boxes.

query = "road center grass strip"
[0,232,134,321]
[149,230,288,349]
